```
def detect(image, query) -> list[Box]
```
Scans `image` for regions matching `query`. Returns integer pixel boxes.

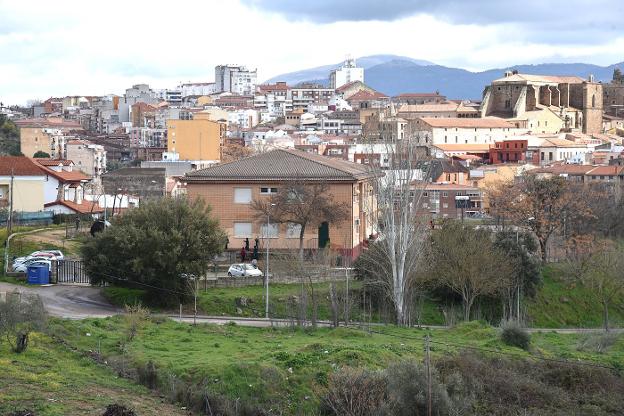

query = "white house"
[413,117,525,145]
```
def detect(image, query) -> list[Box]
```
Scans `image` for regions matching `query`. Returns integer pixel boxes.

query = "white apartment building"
[215,65,257,95]
[329,57,364,89]
[179,82,216,97]
[227,109,260,129]
[254,93,293,118]
[413,117,524,145]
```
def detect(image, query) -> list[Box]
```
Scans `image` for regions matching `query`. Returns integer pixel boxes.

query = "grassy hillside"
[0,333,187,416]
[48,317,624,414]
[527,265,624,328]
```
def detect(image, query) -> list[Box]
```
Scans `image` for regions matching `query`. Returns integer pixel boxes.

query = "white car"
[13,251,59,265]
[227,263,263,277]
[14,259,51,273]
[12,255,55,270]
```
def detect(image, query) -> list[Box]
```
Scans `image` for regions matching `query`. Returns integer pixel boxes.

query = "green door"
[318,222,329,248]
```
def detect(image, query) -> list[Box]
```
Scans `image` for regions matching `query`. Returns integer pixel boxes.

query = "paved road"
[1,282,622,334]
[0,282,120,319]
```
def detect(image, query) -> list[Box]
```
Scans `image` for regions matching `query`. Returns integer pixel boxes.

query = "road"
[1,282,622,334]
[0,282,120,319]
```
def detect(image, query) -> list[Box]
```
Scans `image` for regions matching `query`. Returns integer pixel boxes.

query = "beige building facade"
[185,148,377,258]
[0,157,46,212]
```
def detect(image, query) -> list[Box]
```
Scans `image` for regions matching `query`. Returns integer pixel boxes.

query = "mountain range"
[266,55,623,100]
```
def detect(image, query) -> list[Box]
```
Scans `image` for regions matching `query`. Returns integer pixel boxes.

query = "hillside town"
[2,60,624,245]
[3,6,624,411]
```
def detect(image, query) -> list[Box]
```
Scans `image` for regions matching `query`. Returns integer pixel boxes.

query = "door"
[318,222,329,248]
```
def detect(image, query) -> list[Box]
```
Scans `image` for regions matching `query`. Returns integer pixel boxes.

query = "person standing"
[240,246,246,262]
[245,237,250,251]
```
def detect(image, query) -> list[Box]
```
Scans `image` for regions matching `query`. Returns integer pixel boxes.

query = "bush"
[385,360,456,416]
[137,360,158,389]
[102,404,136,416]
[500,320,531,350]
[322,367,388,416]
[576,332,621,354]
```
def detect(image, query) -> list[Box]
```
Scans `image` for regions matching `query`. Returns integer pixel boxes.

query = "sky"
[1,0,623,105]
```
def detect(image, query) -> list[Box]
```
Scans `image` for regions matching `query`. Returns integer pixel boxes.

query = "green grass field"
[527,264,624,328]
[0,332,187,416]
[45,317,624,414]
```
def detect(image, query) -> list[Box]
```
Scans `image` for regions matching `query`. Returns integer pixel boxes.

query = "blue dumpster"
[27,265,50,285]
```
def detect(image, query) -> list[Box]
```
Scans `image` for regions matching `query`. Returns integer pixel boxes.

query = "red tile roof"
[347,90,389,101]
[44,200,104,214]
[419,117,514,128]
[586,165,624,176]
[34,158,74,167]
[0,156,46,176]
[13,118,82,129]
[35,162,90,182]
[394,93,443,98]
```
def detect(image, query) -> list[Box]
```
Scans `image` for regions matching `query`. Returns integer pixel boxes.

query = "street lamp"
[265,203,276,319]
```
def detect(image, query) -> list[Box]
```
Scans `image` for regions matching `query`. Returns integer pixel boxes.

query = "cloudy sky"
[1,0,623,104]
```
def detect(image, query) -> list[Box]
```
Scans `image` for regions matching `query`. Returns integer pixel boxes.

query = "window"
[442,203,448,209]
[260,187,278,194]
[286,222,302,238]
[549,152,553,161]
[260,223,279,238]
[423,192,428,197]
[442,191,448,197]
[234,188,252,204]
[233,222,252,238]
[422,203,429,208]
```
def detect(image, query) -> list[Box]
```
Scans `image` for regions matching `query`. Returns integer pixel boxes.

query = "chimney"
[588,74,595,83]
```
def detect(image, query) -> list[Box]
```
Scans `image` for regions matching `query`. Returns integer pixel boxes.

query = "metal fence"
[51,260,90,284]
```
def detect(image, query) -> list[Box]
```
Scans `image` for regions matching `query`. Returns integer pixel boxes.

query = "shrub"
[385,360,455,416]
[500,320,531,350]
[102,404,136,416]
[137,360,158,389]
[322,367,387,416]
[576,332,621,354]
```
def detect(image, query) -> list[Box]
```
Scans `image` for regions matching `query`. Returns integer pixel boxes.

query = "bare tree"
[251,181,349,260]
[358,114,432,326]
[426,221,513,321]
[0,291,47,353]
[489,173,593,262]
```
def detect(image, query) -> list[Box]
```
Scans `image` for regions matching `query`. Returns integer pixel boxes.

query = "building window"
[260,187,278,194]
[442,203,448,209]
[233,222,252,238]
[442,192,448,197]
[260,223,279,238]
[549,152,553,161]
[234,188,252,204]
[286,222,302,238]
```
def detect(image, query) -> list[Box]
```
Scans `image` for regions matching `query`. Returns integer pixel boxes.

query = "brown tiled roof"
[398,102,459,113]
[186,148,376,182]
[586,165,624,176]
[35,158,74,167]
[13,118,82,129]
[419,117,514,128]
[35,162,90,182]
[347,90,388,101]
[531,165,595,175]
[0,156,46,176]
[44,200,104,214]
[394,93,442,98]
[492,74,585,84]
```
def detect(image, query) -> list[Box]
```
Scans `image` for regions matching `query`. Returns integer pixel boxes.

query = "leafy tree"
[0,114,21,156]
[579,243,624,332]
[426,221,512,321]
[0,291,47,353]
[33,150,50,158]
[614,67,624,83]
[251,181,349,260]
[82,197,225,305]
[493,231,542,320]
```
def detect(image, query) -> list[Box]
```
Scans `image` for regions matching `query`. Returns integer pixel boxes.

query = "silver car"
[227,263,263,277]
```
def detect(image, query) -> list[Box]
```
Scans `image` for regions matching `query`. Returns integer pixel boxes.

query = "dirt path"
[14,227,83,256]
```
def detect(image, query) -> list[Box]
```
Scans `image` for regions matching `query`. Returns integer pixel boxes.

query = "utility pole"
[425,334,432,416]
[265,212,270,319]
[7,167,14,235]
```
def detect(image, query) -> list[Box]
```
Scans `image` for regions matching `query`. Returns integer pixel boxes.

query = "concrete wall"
[167,119,222,161]
[583,83,604,134]
[0,176,45,212]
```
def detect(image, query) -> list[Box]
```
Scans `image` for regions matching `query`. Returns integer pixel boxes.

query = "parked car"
[13,259,51,273]
[13,251,60,266]
[227,263,263,277]
[40,250,64,261]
